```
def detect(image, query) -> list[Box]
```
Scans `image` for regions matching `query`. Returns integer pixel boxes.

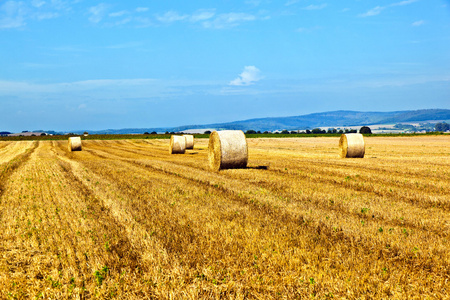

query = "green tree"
[311,128,325,134]
[246,130,257,134]
[359,126,372,134]
[435,122,449,131]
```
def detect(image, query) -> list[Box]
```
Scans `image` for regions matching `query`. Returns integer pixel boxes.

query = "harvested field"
[0,136,449,299]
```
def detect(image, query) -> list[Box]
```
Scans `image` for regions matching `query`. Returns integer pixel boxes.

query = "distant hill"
[74,109,450,134]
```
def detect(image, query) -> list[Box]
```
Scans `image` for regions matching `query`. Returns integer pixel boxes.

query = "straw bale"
[68,137,82,152]
[339,133,365,158]
[169,135,186,154]
[183,135,194,149]
[208,130,248,171]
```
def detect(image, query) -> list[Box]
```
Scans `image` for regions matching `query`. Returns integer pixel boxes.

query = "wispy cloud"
[109,10,128,18]
[0,1,27,29]
[202,13,256,29]
[0,0,74,29]
[358,6,384,17]
[31,0,45,8]
[154,9,258,29]
[156,9,216,24]
[0,78,160,95]
[285,0,300,6]
[359,0,418,17]
[156,11,188,23]
[302,4,328,10]
[136,7,148,13]
[229,66,263,86]
[88,3,109,23]
[412,20,424,26]
[190,9,215,22]
[87,5,154,27]
[391,0,418,7]
[297,26,321,33]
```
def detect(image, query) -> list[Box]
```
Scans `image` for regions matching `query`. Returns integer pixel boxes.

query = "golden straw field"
[0,136,449,299]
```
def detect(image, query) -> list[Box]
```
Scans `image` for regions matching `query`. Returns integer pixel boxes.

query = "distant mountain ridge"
[75,109,450,134]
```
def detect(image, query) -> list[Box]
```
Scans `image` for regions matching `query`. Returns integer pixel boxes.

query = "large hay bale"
[183,134,194,149]
[68,137,82,152]
[339,133,365,158]
[169,135,186,154]
[208,130,248,171]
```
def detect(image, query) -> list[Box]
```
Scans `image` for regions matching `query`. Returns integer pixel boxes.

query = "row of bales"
[167,131,365,171]
[68,131,365,171]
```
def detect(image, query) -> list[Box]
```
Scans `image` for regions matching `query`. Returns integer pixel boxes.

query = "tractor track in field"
[72,143,450,277]
[1,137,449,298]
[87,139,449,211]
[0,141,39,197]
[101,144,449,238]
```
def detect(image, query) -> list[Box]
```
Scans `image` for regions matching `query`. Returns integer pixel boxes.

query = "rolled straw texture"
[183,135,194,149]
[208,130,248,171]
[339,133,365,158]
[68,137,82,152]
[169,135,186,154]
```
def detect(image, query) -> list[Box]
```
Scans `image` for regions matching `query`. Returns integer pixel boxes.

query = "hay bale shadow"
[247,165,269,170]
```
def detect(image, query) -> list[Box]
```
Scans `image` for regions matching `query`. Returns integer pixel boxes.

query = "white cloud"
[302,4,328,10]
[156,11,188,23]
[391,0,418,7]
[88,3,109,23]
[0,1,27,29]
[0,78,160,95]
[109,10,127,18]
[296,26,321,33]
[155,9,260,29]
[358,6,384,17]
[31,0,46,8]
[285,0,300,6]
[136,7,148,13]
[359,0,418,17]
[412,20,424,26]
[190,9,215,22]
[229,66,263,86]
[202,13,256,29]
[0,0,75,29]
[35,12,59,20]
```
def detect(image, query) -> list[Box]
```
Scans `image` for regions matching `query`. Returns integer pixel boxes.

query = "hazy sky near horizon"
[1,0,449,132]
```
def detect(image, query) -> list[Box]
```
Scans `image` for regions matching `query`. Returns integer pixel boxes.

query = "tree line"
[244,126,372,135]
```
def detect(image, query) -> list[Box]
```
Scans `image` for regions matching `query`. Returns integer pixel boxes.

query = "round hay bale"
[339,133,365,158]
[183,134,194,149]
[169,135,186,154]
[208,130,248,171]
[68,137,82,152]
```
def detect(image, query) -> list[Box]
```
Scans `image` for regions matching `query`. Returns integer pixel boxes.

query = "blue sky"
[1,0,449,132]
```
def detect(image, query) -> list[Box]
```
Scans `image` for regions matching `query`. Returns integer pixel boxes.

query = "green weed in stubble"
[94,266,109,285]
